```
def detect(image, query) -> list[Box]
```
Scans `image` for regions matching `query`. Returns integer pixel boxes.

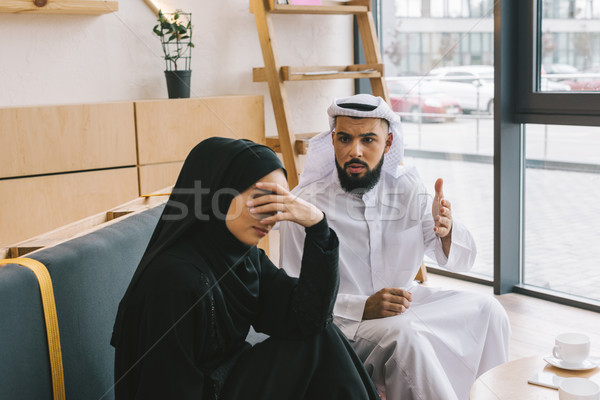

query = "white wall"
[0,0,354,136]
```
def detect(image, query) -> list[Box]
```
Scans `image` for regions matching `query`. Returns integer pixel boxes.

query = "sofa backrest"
[0,205,164,400]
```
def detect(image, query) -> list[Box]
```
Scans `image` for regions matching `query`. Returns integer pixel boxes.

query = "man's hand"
[432,178,453,256]
[432,178,452,238]
[362,288,412,320]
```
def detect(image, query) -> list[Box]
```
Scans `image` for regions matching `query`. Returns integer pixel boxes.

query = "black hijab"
[112,137,285,346]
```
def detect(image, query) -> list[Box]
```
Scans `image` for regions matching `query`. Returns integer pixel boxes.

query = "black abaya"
[111,138,380,400]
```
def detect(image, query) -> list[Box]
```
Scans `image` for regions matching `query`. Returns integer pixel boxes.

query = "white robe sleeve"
[332,294,368,340]
[421,185,477,272]
[280,219,367,340]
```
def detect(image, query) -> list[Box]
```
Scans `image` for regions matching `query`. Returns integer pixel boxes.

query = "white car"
[427,65,495,114]
[427,65,571,113]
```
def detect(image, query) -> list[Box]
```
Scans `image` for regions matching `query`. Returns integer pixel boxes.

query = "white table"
[470,355,600,399]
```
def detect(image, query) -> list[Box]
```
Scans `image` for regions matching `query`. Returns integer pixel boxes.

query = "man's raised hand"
[432,178,452,238]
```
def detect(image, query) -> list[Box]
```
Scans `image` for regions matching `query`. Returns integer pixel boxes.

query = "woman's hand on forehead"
[246,182,324,228]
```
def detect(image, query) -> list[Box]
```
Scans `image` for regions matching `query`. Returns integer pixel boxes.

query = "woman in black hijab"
[111,137,379,400]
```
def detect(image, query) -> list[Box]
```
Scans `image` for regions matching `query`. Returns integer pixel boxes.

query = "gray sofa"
[0,204,268,400]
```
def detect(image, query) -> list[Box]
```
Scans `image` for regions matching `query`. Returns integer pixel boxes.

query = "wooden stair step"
[253,64,383,82]
[266,133,319,155]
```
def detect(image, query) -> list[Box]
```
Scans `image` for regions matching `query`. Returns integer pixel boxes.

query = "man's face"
[332,116,392,193]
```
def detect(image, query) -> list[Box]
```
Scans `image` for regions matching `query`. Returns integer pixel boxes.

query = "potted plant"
[153,10,194,98]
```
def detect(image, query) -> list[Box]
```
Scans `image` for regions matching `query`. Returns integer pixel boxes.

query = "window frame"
[515,0,600,126]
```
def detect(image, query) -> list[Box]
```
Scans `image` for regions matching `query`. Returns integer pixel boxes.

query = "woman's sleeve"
[132,264,210,400]
[252,216,340,338]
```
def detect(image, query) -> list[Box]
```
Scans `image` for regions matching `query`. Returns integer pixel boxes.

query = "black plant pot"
[164,70,192,99]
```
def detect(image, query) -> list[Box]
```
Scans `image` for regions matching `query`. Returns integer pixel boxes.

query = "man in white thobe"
[279,94,510,400]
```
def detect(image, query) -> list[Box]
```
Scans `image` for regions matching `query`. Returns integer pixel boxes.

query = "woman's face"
[225,169,288,246]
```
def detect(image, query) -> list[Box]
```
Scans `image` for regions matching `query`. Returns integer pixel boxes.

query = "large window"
[498,0,600,308]
[382,0,495,279]
[512,0,600,308]
[378,0,600,309]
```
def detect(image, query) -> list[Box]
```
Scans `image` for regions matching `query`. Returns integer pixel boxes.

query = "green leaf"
[155,10,193,62]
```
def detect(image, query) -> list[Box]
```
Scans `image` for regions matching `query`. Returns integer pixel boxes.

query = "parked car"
[427,65,571,110]
[426,65,495,114]
[542,63,579,77]
[540,77,572,91]
[540,63,578,91]
[387,79,462,123]
[561,66,600,91]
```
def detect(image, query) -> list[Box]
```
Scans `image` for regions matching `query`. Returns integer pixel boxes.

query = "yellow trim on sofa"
[0,258,65,400]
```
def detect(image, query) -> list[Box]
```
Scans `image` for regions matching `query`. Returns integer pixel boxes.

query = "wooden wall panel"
[138,162,183,195]
[0,168,138,246]
[0,102,136,179]
[1,96,267,248]
[135,96,265,165]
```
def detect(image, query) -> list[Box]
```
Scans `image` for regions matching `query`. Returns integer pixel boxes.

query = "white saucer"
[544,355,600,371]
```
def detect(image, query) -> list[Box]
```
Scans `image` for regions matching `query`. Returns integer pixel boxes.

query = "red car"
[387,80,462,123]
[564,67,600,91]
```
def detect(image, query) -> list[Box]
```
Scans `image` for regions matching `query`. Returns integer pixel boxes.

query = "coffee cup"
[553,332,591,365]
[558,377,600,400]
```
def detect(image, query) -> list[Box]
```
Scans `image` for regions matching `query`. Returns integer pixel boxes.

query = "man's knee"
[358,316,424,354]
[484,296,509,324]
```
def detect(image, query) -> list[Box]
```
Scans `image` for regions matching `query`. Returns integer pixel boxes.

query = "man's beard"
[335,154,384,195]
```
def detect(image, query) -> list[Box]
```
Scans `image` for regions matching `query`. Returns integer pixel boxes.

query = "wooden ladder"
[250,0,390,188]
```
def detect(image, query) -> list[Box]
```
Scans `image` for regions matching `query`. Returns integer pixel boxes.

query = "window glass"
[514,0,600,302]
[447,0,465,17]
[395,0,408,17]
[471,33,482,53]
[431,0,444,17]
[539,0,600,92]
[396,0,421,17]
[382,0,495,278]
[524,124,600,302]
